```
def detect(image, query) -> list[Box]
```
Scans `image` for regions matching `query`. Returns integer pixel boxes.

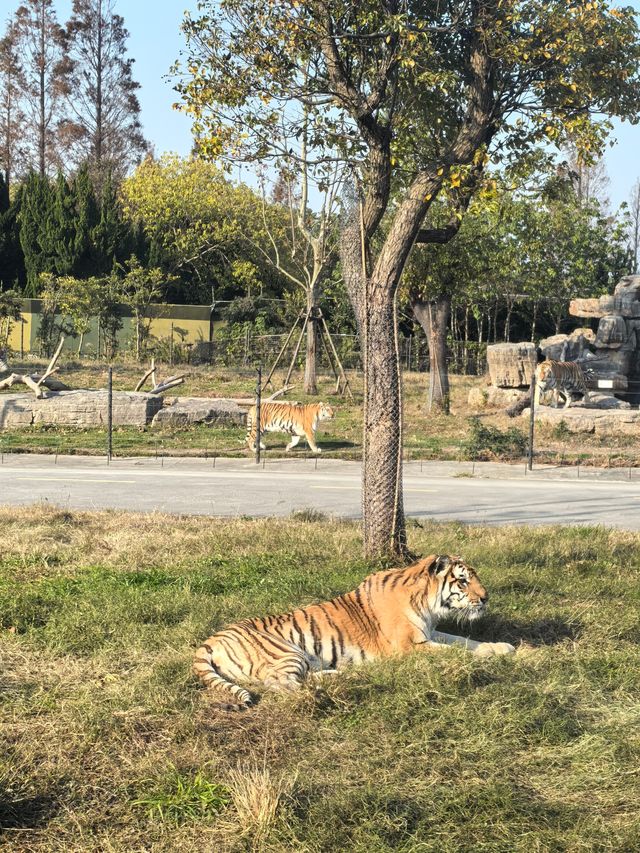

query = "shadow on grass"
[0,787,60,831]
[463,613,582,647]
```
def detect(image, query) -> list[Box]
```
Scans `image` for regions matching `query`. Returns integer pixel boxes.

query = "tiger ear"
[430,555,451,575]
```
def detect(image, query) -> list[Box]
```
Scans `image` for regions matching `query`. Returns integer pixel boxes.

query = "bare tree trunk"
[531,300,538,342]
[303,286,319,395]
[412,294,451,414]
[38,1,46,176]
[463,304,470,373]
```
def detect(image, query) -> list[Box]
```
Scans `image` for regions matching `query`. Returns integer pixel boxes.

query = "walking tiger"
[193,554,516,710]
[534,359,591,408]
[245,401,334,453]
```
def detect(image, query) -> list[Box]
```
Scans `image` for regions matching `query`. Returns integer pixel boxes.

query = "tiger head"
[535,360,554,391]
[317,403,335,421]
[428,554,488,622]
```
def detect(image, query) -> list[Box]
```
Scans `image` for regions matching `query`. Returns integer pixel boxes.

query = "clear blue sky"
[2,0,639,209]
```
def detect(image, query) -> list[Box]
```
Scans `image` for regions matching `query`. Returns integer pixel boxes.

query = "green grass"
[1,508,639,850]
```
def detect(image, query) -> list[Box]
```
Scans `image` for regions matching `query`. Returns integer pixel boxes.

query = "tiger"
[193,554,516,710]
[245,401,334,453]
[534,359,591,409]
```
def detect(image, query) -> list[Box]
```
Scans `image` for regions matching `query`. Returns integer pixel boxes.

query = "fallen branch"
[265,384,296,401]
[0,336,66,398]
[149,376,186,395]
[135,358,186,395]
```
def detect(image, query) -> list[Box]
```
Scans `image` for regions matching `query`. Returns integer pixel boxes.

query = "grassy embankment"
[1,358,639,465]
[2,508,639,851]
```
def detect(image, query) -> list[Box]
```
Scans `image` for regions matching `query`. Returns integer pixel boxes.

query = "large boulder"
[523,406,640,436]
[595,315,628,349]
[0,390,163,429]
[570,294,640,319]
[539,329,595,361]
[486,342,537,388]
[152,397,246,427]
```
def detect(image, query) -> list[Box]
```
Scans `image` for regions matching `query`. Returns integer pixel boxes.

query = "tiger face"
[434,555,488,621]
[536,361,554,391]
[318,403,335,422]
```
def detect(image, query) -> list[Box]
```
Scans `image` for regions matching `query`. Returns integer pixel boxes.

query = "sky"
[1,0,639,210]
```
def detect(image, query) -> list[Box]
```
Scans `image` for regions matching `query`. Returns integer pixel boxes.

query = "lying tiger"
[193,554,516,709]
[535,359,591,409]
[245,401,334,453]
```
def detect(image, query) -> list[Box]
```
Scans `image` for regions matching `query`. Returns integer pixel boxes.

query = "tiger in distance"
[245,401,334,453]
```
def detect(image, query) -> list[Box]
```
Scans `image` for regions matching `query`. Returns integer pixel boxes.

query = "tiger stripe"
[535,359,591,409]
[193,554,514,710]
[245,401,334,453]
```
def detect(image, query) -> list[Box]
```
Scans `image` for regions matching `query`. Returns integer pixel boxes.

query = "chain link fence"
[193,328,488,375]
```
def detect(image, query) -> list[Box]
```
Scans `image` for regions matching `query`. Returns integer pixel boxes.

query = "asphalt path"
[0,454,639,528]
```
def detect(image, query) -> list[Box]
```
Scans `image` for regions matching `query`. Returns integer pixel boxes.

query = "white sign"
[598,379,614,389]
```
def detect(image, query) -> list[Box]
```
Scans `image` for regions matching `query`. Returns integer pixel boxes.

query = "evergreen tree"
[92,170,127,273]
[50,172,76,275]
[19,172,55,295]
[72,163,100,276]
[0,172,26,289]
[61,0,147,186]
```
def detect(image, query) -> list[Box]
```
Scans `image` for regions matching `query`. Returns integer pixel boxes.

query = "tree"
[629,179,640,274]
[13,0,70,176]
[254,155,342,393]
[175,0,640,558]
[121,155,289,304]
[0,173,26,289]
[0,20,28,188]
[55,274,101,355]
[19,172,55,294]
[118,256,167,360]
[61,0,147,185]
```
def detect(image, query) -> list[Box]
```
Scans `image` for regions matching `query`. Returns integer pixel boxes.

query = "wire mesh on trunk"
[340,184,406,558]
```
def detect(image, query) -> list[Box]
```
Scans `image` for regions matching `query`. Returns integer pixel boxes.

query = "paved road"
[1,454,639,528]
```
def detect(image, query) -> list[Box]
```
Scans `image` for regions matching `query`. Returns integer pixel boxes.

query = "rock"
[614,274,640,298]
[468,385,524,410]
[152,397,246,427]
[570,295,640,319]
[486,342,537,388]
[585,393,631,410]
[539,330,593,361]
[595,315,628,349]
[569,298,602,319]
[523,406,640,436]
[0,390,163,429]
[579,349,631,382]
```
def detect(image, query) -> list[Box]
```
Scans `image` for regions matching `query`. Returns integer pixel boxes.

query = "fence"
[205,329,488,376]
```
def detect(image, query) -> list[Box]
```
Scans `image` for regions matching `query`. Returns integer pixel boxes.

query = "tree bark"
[412,294,451,414]
[361,286,406,560]
[303,289,319,395]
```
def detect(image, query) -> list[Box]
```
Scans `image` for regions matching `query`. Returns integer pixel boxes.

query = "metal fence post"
[107,366,113,464]
[255,366,262,465]
[169,322,174,366]
[528,373,536,471]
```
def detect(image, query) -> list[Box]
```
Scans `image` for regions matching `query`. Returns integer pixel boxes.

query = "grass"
[3,358,639,466]
[1,507,639,850]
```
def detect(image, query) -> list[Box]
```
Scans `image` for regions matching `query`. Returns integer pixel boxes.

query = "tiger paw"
[475,641,516,657]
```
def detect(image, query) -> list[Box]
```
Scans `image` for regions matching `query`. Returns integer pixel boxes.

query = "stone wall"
[0,390,246,430]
